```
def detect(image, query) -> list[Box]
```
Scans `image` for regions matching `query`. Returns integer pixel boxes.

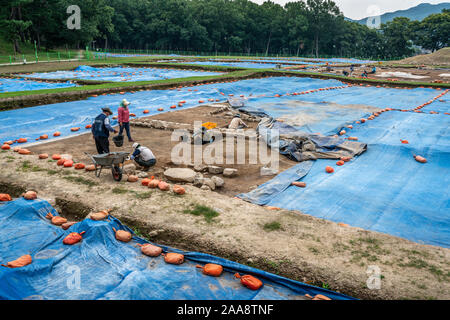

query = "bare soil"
[396,47,450,66]
[27,106,295,197]
[319,65,450,83]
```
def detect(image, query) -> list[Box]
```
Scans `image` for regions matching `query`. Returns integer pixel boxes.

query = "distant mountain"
[347,2,450,25]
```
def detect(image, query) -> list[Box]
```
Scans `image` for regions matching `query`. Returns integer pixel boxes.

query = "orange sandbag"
[1,144,10,150]
[158,181,170,191]
[305,294,332,300]
[85,164,96,172]
[63,231,85,245]
[340,156,351,162]
[23,191,37,200]
[292,182,306,188]
[127,175,138,182]
[74,163,85,170]
[196,264,223,277]
[414,155,427,163]
[141,178,151,186]
[85,124,92,129]
[234,273,263,290]
[138,243,162,257]
[3,141,13,145]
[336,160,345,166]
[63,160,73,167]
[1,255,32,268]
[163,252,184,265]
[143,110,149,114]
[172,185,185,195]
[62,221,77,230]
[157,108,163,111]
[0,194,12,202]
[339,130,346,136]
[40,134,48,140]
[38,153,49,159]
[347,137,358,141]
[71,127,80,132]
[53,132,61,137]
[148,179,160,188]
[400,140,409,144]
[46,213,68,226]
[113,227,132,242]
[18,149,31,155]
[325,166,334,173]
[52,154,62,160]
[90,209,109,221]
[57,158,66,166]
[17,138,27,143]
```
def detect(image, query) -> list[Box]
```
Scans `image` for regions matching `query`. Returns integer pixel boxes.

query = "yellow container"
[202,122,217,130]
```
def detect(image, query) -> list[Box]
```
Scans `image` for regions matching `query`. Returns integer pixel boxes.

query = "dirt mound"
[397,47,450,66]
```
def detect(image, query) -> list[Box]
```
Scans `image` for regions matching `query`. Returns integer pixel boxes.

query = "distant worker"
[361,70,368,78]
[118,99,134,142]
[350,65,354,76]
[228,114,248,129]
[130,142,156,171]
[92,107,117,154]
[343,70,349,76]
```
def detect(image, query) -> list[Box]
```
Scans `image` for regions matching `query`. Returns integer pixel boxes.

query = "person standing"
[118,99,134,142]
[91,107,117,154]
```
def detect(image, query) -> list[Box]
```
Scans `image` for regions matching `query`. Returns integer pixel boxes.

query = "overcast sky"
[249,0,449,19]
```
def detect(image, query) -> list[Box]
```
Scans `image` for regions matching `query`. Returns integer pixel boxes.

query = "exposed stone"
[163,168,196,183]
[211,176,224,188]
[223,168,238,177]
[137,171,149,178]
[208,166,223,174]
[202,178,216,190]
[260,166,278,176]
[193,173,204,187]
[200,185,211,191]
[194,164,208,172]
[123,163,136,175]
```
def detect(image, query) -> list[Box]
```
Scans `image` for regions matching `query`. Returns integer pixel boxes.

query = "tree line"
[1,0,448,59]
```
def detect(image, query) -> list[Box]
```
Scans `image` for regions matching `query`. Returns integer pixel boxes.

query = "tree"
[305,0,342,57]
[414,10,450,52]
[0,0,33,54]
[381,17,415,59]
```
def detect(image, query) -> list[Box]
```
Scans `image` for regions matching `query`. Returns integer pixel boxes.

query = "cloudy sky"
[249,0,449,19]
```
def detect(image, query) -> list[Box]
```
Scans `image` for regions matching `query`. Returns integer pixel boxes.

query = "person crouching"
[131,142,156,171]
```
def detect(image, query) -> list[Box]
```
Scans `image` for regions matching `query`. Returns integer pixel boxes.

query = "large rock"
[211,176,224,188]
[123,163,136,175]
[202,178,216,191]
[193,173,204,187]
[223,168,238,177]
[194,164,208,172]
[208,166,223,174]
[260,166,278,176]
[164,168,196,183]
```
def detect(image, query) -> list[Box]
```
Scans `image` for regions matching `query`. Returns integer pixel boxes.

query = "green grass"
[112,187,129,194]
[263,221,282,232]
[62,175,98,187]
[183,204,219,223]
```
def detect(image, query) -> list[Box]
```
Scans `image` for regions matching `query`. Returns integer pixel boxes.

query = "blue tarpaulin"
[239,94,450,247]
[0,78,76,93]
[19,65,223,82]
[0,198,353,300]
[1,76,448,247]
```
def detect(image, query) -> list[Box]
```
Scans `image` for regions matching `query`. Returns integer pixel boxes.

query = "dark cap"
[102,107,113,115]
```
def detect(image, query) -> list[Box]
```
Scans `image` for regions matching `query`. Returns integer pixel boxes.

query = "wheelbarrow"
[84,151,129,182]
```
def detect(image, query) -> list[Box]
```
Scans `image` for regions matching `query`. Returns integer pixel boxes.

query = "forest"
[1,0,449,59]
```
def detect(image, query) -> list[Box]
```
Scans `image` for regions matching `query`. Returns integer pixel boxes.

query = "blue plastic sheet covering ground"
[19,65,223,82]
[0,77,76,93]
[0,198,353,300]
[239,91,450,248]
[0,77,445,145]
